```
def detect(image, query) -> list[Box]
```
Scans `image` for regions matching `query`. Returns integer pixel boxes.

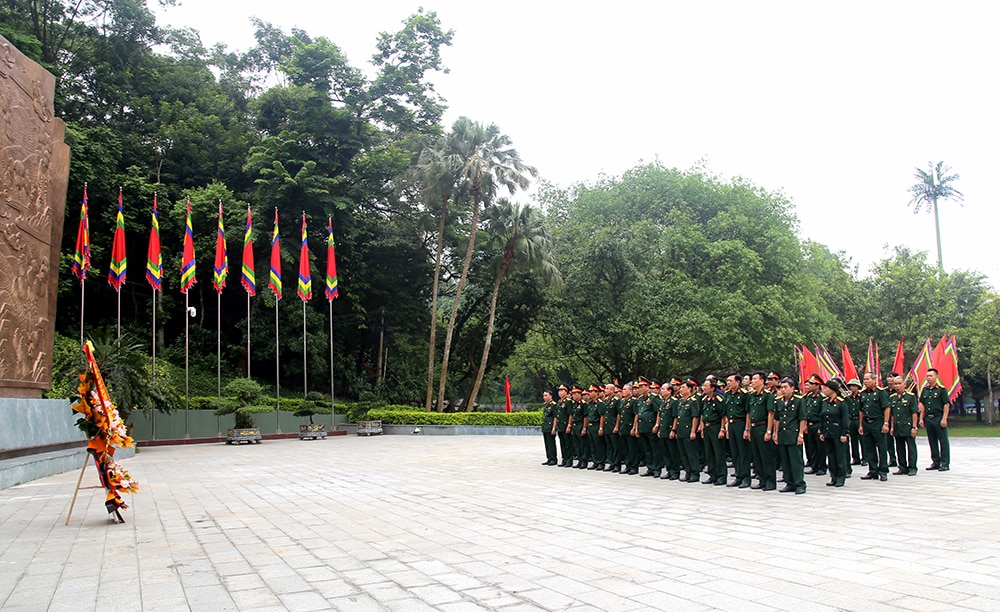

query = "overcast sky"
[158,1,1000,288]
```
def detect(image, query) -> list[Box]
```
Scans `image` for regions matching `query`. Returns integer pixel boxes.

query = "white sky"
[158,1,1000,288]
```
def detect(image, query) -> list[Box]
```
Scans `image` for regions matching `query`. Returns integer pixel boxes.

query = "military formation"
[539,368,953,494]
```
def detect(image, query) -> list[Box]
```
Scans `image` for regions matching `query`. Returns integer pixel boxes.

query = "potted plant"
[215,378,266,444]
[296,392,332,440]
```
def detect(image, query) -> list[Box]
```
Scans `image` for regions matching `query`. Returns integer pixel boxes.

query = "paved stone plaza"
[1,435,999,611]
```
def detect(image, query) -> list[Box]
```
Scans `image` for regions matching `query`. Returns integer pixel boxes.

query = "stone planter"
[225,428,262,444]
[298,423,327,440]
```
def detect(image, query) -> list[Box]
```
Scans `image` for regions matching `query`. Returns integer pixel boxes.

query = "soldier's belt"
[751,421,767,427]
[863,417,879,423]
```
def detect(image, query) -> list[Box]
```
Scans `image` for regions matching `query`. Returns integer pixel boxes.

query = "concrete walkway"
[1,435,999,611]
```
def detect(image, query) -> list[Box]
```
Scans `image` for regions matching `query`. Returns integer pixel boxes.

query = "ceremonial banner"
[71,186,91,279]
[146,194,162,291]
[108,189,126,290]
[325,217,339,301]
[180,198,196,293]
[269,210,282,299]
[297,213,312,301]
[213,201,228,292]
[840,343,859,382]
[241,207,256,296]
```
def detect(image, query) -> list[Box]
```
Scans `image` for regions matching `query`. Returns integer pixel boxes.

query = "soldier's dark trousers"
[638,432,663,473]
[703,422,726,484]
[678,434,700,480]
[557,430,572,465]
[588,424,605,465]
[849,421,862,462]
[621,433,640,471]
[860,420,888,475]
[749,424,776,488]
[823,436,848,485]
[605,430,622,467]
[543,429,557,463]
[777,443,805,490]
[886,432,897,464]
[663,435,682,477]
[894,435,918,471]
[573,426,589,465]
[806,422,826,471]
[925,413,950,468]
[727,421,751,484]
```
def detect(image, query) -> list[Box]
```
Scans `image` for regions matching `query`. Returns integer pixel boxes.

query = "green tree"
[435,118,536,410]
[466,201,561,408]
[908,161,963,273]
[967,295,1000,425]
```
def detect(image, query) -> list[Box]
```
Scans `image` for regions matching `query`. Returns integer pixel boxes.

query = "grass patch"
[916,415,1000,437]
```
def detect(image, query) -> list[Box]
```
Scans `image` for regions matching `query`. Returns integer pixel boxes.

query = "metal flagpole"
[151,289,157,440]
[275,299,281,434]
[116,289,121,340]
[79,279,85,345]
[303,301,307,395]
[336,300,337,431]
[247,294,251,378]
[217,291,222,437]
[184,292,190,439]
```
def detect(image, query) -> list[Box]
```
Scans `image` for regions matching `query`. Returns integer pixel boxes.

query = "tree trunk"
[437,195,480,412]
[933,195,944,273]
[467,267,505,410]
[424,197,447,411]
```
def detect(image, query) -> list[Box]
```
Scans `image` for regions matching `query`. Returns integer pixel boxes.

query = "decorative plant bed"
[356,420,383,436]
[226,428,262,444]
[299,423,327,440]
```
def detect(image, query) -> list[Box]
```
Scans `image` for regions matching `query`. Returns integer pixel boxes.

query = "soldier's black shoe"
[701,478,714,484]
[879,474,888,481]
[925,464,939,470]
[751,482,764,489]
[641,471,656,477]
[908,468,917,475]
[826,481,836,486]
[835,480,845,487]
[893,469,906,475]
[888,460,897,467]
[627,469,639,475]
[727,479,741,487]
[611,466,620,473]
[738,481,751,489]
[860,473,877,480]
[714,480,726,486]
[763,483,777,491]
[779,485,795,493]
[795,487,806,494]
[938,466,950,471]
[587,464,598,470]
[815,469,827,476]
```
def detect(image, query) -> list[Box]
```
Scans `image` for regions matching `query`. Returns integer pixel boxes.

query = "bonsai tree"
[295,392,332,424]
[215,378,265,429]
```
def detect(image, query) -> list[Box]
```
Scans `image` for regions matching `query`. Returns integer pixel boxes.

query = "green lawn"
[920,414,1000,437]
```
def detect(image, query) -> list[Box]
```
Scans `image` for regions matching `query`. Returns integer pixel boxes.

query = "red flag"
[816,345,843,380]
[325,217,339,301]
[943,335,962,402]
[865,338,877,378]
[241,206,256,296]
[180,198,196,293]
[504,376,512,413]
[910,338,933,395]
[800,345,819,383]
[892,338,905,378]
[213,200,228,293]
[108,188,127,291]
[297,213,312,301]
[840,343,859,382]
[71,184,91,280]
[146,193,162,291]
[875,342,882,385]
[268,209,282,300]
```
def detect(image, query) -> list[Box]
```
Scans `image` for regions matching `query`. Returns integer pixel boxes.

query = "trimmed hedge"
[368,409,542,427]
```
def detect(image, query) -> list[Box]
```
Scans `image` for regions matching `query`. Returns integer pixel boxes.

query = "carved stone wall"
[0,35,70,398]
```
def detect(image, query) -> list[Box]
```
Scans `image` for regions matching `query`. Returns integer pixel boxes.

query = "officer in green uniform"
[845,379,862,470]
[746,371,776,490]
[655,382,680,480]
[766,372,783,474]
[699,377,727,485]
[600,384,621,472]
[773,377,806,494]
[541,390,558,465]
[672,378,702,482]
[617,383,640,475]
[636,378,664,477]
[858,372,890,481]
[569,386,589,469]
[889,374,919,475]
[819,379,850,487]
[801,374,827,475]
[555,385,573,467]
[723,374,751,488]
[586,385,605,470]
[919,368,951,471]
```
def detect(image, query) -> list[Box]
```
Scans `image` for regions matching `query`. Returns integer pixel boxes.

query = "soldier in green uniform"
[617,382,640,475]
[858,372,890,481]
[600,383,621,472]
[656,381,681,480]
[845,379,862,469]
[723,374,751,488]
[555,385,573,467]
[919,368,951,471]
[586,385,605,470]
[773,377,806,494]
[541,390,558,465]
[569,386,589,469]
[636,378,664,477]
[819,379,850,487]
[699,377,727,485]
[671,379,702,483]
[801,374,827,476]
[889,374,919,475]
[766,372,783,474]
[745,372,776,491]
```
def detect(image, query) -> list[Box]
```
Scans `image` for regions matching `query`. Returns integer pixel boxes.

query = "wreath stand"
[65,448,126,525]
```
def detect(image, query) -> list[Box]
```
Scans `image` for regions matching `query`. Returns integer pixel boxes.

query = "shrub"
[367,409,542,427]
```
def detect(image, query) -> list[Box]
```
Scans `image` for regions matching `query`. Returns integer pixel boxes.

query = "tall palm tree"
[436,117,536,411]
[466,200,562,409]
[908,161,963,272]
[415,138,456,411]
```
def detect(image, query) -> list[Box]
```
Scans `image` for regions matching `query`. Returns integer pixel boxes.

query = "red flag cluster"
[797,337,962,403]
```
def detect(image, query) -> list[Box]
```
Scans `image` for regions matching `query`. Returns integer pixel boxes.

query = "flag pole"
[79,279,85,345]
[217,290,222,437]
[184,291,190,439]
[275,299,281,433]
[329,299,335,430]
[303,301,308,395]
[151,288,157,440]
[116,287,121,340]
[247,294,251,378]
